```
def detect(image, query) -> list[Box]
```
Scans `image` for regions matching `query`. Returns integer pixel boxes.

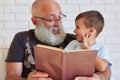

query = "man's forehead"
[48,11,62,17]
[40,7,61,17]
[32,0,61,17]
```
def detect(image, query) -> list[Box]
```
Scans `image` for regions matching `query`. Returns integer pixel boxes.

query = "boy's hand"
[82,33,96,49]
[82,33,90,49]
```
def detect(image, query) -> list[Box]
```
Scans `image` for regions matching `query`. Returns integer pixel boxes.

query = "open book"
[34,44,97,80]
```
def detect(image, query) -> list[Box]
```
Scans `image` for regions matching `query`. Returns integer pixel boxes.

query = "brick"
[0,38,4,49]
[117,0,120,3]
[111,76,117,80]
[4,37,14,48]
[0,6,3,13]
[117,30,120,36]
[0,62,6,80]
[0,49,2,53]
[5,5,14,13]
[103,21,118,36]
[28,21,35,29]
[92,0,116,4]
[110,53,120,59]
[67,0,90,4]
[111,63,120,76]
[15,13,31,21]
[0,14,15,21]
[63,21,74,29]
[0,49,2,60]
[107,44,120,52]
[111,68,119,75]
[105,36,120,44]
[0,29,16,37]
[15,0,34,5]
[103,13,116,20]
[103,28,117,36]
[4,22,16,29]
[115,60,120,68]
[0,22,4,29]
[0,48,8,61]
[81,5,104,12]
[0,0,4,5]
[15,29,29,34]
[65,12,78,21]
[63,21,75,33]
[4,22,29,29]
[116,22,120,35]
[56,0,65,4]
[15,6,30,13]
[2,48,9,58]
[116,13,120,19]
[15,22,29,29]
[105,5,120,12]
[96,33,105,44]
[61,5,79,13]
[5,5,29,13]
[4,0,15,5]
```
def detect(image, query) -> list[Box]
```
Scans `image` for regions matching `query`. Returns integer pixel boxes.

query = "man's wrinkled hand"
[74,73,100,80]
[27,70,52,80]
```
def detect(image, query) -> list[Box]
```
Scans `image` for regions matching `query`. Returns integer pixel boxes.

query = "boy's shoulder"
[91,43,108,51]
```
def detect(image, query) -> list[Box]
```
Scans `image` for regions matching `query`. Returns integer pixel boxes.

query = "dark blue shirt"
[6,29,76,77]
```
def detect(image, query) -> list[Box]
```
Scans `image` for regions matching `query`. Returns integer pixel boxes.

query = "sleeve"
[98,46,112,66]
[6,33,25,62]
[64,40,78,51]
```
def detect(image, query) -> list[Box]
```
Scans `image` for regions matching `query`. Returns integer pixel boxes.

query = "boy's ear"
[89,27,96,36]
[90,27,95,32]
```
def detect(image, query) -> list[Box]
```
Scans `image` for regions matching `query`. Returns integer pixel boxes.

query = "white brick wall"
[0,0,120,79]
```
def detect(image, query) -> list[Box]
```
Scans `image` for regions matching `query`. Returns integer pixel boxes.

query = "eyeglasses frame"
[34,14,66,22]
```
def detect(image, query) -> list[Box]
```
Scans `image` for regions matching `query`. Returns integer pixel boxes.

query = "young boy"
[65,10,111,72]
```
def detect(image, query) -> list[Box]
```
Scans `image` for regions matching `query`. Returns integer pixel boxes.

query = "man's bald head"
[31,0,61,17]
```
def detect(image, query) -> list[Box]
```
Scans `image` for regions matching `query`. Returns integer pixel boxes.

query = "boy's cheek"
[76,35,83,42]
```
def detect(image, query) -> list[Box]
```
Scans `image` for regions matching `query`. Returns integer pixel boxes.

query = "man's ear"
[31,17,39,27]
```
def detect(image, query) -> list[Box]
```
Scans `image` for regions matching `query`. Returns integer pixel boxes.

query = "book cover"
[34,44,97,80]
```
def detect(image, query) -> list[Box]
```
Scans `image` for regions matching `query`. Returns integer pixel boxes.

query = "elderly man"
[5,0,111,80]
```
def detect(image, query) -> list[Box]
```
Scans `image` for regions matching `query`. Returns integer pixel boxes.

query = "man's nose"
[54,19,62,27]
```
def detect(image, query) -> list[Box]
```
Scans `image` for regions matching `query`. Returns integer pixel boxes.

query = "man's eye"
[58,16,62,19]
[76,26,79,29]
[48,19,53,21]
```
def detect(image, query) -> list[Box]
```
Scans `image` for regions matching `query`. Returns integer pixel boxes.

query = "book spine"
[62,53,67,80]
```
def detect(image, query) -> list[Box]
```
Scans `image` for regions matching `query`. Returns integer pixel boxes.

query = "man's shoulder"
[15,29,34,38]
[66,33,76,40]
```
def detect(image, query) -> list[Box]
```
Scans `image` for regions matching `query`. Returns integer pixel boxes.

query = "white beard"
[34,23,66,45]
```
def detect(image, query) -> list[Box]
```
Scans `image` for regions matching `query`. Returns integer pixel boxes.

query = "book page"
[36,44,65,53]
[34,44,97,80]
[34,45,63,80]
[65,49,92,53]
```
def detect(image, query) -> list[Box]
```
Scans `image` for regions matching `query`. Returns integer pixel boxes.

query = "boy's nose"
[73,29,76,33]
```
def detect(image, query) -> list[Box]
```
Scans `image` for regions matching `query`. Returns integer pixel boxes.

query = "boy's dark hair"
[75,10,104,37]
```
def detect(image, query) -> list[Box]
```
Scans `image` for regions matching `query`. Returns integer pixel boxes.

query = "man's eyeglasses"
[34,14,66,22]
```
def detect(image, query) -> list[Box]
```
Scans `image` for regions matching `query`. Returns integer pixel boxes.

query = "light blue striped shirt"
[65,40,112,66]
